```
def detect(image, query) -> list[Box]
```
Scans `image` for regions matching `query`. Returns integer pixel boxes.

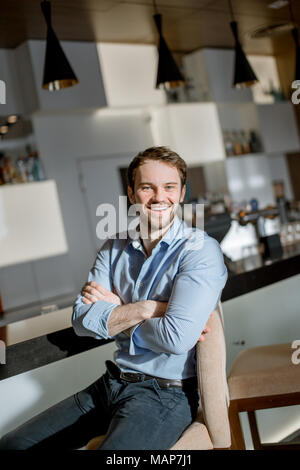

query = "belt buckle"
[122,372,142,382]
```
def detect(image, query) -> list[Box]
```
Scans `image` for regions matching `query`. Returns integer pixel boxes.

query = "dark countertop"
[1,243,300,382]
[221,243,300,301]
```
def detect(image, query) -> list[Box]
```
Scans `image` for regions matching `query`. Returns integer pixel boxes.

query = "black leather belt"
[105,360,197,391]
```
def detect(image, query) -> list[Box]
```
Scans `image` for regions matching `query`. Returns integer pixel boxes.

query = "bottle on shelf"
[16,156,28,183]
[223,130,234,156]
[232,131,243,155]
[249,130,263,153]
[32,152,46,181]
[240,130,251,154]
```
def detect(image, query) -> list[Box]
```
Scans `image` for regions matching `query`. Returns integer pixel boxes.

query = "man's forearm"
[107,300,167,337]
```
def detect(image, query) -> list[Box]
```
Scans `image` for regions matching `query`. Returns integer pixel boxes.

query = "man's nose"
[152,188,165,201]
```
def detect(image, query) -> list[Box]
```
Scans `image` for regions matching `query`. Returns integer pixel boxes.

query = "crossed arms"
[81,281,211,341]
[72,237,227,355]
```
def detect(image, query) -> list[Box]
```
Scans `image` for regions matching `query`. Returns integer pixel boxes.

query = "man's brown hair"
[127,146,187,191]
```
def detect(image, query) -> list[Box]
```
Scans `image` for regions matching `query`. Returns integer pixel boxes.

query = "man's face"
[128,160,186,234]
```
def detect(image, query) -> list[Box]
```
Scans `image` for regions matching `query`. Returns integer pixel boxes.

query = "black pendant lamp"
[40,0,78,91]
[153,1,184,89]
[289,1,300,80]
[228,0,258,88]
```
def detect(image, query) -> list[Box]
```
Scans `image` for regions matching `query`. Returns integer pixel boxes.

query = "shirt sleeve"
[129,235,228,355]
[72,238,118,340]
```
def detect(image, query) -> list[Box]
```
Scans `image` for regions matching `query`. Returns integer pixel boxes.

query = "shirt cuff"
[82,300,117,339]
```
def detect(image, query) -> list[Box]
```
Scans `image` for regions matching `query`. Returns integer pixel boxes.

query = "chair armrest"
[196,303,231,449]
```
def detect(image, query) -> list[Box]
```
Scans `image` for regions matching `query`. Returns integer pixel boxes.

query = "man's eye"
[166,186,175,190]
[142,186,151,190]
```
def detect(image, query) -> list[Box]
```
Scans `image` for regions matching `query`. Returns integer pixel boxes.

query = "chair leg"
[229,403,246,450]
[248,411,263,450]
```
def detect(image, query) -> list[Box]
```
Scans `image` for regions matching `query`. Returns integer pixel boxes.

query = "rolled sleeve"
[82,300,118,339]
[72,238,118,340]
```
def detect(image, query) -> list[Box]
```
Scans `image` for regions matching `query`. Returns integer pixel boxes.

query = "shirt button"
[140,282,144,287]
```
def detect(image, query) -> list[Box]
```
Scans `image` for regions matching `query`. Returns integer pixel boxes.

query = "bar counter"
[1,244,300,382]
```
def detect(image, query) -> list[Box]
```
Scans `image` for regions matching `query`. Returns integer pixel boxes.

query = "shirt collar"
[127,215,185,251]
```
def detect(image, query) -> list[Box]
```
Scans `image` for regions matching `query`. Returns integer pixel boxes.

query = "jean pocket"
[151,379,181,411]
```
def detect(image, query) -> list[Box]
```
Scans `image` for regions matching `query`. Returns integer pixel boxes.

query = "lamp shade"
[230,21,258,88]
[153,13,184,89]
[291,27,300,80]
[41,0,78,91]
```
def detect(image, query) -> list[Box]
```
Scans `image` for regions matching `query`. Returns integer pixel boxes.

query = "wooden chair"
[86,302,232,450]
[228,343,300,450]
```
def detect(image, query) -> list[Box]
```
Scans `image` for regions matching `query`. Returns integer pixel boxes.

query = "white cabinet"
[0,180,68,267]
[97,43,166,108]
[183,48,253,103]
[150,103,226,164]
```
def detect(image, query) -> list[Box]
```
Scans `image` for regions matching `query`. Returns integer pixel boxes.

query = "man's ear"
[180,185,186,203]
[127,186,135,205]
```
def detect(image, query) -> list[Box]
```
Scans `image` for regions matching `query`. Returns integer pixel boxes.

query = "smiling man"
[0,147,227,451]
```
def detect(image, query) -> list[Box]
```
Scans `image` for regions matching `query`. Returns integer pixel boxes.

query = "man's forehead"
[135,161,181,182]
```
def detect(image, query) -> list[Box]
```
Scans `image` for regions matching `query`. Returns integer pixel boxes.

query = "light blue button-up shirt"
[72,217,227,380]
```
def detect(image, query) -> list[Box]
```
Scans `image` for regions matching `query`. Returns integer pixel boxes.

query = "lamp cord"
[228,0,235,22]
[289,0,296,26]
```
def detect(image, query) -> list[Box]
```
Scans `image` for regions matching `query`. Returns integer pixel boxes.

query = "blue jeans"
[0,365,199,450]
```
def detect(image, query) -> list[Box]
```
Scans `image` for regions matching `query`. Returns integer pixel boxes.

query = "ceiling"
[1,0,300,55]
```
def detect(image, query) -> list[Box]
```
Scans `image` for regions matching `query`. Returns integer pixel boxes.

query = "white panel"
[257,102,300,154]
[97,43,166,107]
[28,40,107,111]
[166,103,225,164]
[0,180,68,267]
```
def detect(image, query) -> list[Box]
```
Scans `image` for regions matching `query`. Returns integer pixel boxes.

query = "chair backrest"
[196,302,231,448]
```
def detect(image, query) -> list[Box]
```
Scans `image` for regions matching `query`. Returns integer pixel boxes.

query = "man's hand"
[81,281,122,306]
[197,312,213,342]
